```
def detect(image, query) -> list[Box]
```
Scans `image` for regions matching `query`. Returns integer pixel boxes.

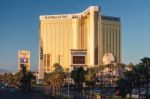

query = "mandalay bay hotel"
[38,6,121,79]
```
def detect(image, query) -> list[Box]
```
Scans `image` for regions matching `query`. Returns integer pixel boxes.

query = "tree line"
[44,57,150,98]
[0,64,35,92]
[0,57,149,98]
[116,57,150,99]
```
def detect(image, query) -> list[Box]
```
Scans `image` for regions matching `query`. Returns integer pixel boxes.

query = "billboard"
[18,50,30,70]
[20,57,28,63]
[73,56,85,64]
[19,52,29,64]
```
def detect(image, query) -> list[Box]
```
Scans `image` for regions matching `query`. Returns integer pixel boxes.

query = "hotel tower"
[38,6,121,79]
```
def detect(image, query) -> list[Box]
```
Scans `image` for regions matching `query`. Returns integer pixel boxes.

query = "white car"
[126,89,139,99]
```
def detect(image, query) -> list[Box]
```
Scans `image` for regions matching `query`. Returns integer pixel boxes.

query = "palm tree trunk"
[49,85,51,94]
[55,86,57,95]
[48,85,50,94]
[75,84,77,99]
[91,86,93,99]
[129,91,132,99]
[57,86,58,95]
[129,82,132,99]
[80,83,82,98]
[90,85,92,99]
[52,85,55,95]
[138,77,140,99]
[146,79,149,99]
[50,85,53,94]
[58,85,60,96]
[56,86,57,95]
[45,85,48,95]
[60,85,61,96]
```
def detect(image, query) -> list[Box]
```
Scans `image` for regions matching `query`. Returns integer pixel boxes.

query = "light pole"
[66,68,70,97]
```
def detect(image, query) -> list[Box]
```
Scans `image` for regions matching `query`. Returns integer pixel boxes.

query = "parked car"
[126,88,139,99]
[127,88,150,99]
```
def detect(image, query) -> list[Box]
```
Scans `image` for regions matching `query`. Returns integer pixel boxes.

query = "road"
[0,87,58,99]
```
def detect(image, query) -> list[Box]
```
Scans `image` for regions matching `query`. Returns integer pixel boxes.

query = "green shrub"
[62,95,73,99]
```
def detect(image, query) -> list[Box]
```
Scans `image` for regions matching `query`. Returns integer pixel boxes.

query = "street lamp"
[66,68,70,97]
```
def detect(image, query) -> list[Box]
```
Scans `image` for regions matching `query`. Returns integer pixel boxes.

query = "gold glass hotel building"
[38,6,121,79]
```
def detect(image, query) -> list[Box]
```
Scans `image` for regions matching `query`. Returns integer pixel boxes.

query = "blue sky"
[0,0,150,72]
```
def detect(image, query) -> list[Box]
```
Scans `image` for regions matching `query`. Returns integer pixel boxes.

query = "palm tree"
[135,64,142,97]
[52,63,65,95]
[116,63,137,99]
[0,74,2,82]
[44,63,65,96]
[71,67,85,98]
[85,67,97,99]
[2,73,8,83]
[6,73,13,85]
[13,72,20,87]
[124,69,135,99]
[127,63,134,71]
[96,65,105,86]
[139,57,150,98]
[115,63,126,80]
[85,67,96,86]
[119,57,150,99]
[19,64,35,92]
[44,73,51,95]
[116,78,128,99]
[1,73,16,86]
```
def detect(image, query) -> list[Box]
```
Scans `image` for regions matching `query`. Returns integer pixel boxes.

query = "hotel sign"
[19,51,30,64]
[71,50,87,65]
[44,15,80,19]
[71,51,86,56]
[44,15,68,19]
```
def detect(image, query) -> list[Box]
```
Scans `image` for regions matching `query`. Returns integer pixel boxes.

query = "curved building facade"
[38,6,121,79]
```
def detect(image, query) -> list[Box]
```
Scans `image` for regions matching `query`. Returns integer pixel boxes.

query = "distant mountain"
[0,69,11,74]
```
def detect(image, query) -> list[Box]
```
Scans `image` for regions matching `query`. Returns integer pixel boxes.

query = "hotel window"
[44,54,46,67]
[47,54,50,68]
